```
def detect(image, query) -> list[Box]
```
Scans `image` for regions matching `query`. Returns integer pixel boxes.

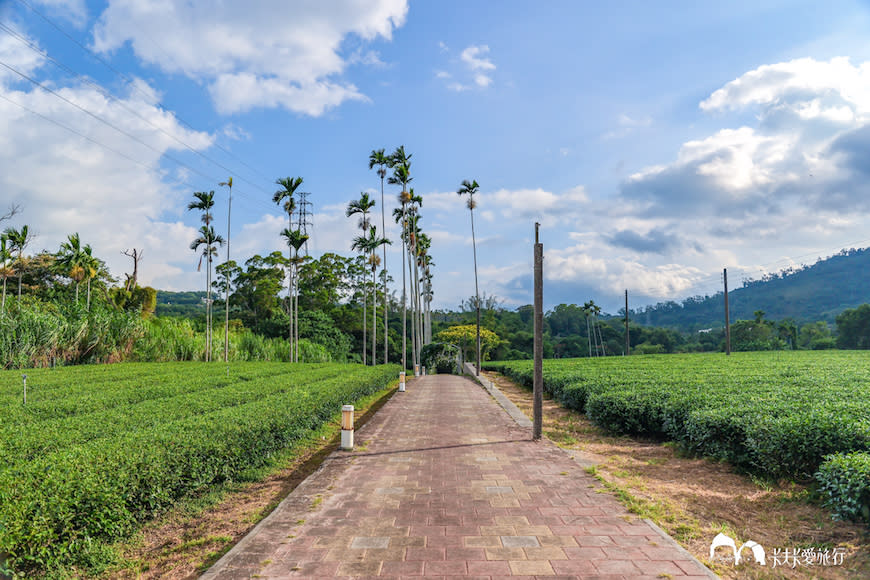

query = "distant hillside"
[155,290,207,318]
[630,248,870,331]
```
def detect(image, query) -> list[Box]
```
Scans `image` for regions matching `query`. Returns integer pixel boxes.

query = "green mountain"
[155,290,207,318]
[631,248,870,331]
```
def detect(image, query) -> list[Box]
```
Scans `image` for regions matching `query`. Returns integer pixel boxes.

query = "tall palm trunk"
[372,259,377,365]
[17,251,23,298]
[362,266,367,365]
[206,251,212,362]
[413,251,422,368]
[1,276,6,316]
[294,260,300,362]
[470,208,481,375]
[86,278,91,311]
[380,176,388,364]
[406,237,416,370]
[401,205,407,371]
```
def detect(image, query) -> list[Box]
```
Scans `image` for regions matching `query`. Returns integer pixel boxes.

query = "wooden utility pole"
[533,223,543,441]
[724,268,731,355]
[624,289,630,356]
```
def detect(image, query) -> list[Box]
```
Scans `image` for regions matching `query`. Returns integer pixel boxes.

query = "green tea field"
[0,362,400,577]
[485,351,870,524]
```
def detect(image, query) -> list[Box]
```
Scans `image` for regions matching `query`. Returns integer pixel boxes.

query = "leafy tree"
[836,304,870,349]
[434,324,500,364]
[457,179,482,373]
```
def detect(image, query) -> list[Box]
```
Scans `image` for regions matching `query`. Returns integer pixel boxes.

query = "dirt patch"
[483,370,870,580]
[107,385,397,580]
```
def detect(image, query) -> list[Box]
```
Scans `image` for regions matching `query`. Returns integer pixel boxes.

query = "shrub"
[816,452,870,522]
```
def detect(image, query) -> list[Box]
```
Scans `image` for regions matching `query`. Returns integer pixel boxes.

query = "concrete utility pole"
[724,268,731,356]
[624,289,629,356]
[533,223,543,441]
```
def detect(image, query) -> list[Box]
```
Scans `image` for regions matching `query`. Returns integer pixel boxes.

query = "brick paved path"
[202,374,717,579]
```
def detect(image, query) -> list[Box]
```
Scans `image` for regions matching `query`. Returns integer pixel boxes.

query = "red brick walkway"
[201,374,717,579]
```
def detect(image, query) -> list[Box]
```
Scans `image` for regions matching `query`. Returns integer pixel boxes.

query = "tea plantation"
[0,362,400,576]
[485,351,870,524]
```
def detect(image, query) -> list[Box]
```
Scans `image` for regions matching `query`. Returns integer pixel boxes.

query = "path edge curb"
[462,362,532,428]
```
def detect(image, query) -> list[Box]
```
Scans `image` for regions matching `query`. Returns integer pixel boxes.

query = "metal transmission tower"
[296,191,314,256]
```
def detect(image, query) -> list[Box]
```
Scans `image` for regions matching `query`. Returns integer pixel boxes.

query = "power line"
[0,22,271,198]
[11,0,279,197]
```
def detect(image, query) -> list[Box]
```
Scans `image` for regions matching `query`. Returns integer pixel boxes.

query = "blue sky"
[3,0,870,313]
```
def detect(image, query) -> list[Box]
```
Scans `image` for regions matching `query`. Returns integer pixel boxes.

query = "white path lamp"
[399,371,406,392]
[341,405,354,450]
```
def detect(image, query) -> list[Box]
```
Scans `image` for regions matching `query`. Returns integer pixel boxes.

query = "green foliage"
[485,352,870,484]
[835,304,870,349]
[110,285,157,317]
[0,362,401,576]
[816,452,870,523]
[132,317,331,363]
[0,298,143,368]
[420,342,461,374]
[434,324,501,363]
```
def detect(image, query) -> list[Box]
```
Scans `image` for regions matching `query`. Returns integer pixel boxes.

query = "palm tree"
[365,226,391,364]
[81,246,99,311]
[56,233,89,304]
[369,148,392,363]
[409,191,425,370]
[188,192,219,360]
[354,226,391,365]
[4,225,31,300]
[0,234,12,316]
[387,146,412,371]
[457,179,482,375]
[190,223,224,362]
[281,228,308,362]
[219,177,233,363]
[347,192,375,364]
[274,177,304,360]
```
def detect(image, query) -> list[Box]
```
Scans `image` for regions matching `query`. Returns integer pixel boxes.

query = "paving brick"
[201,375,716,580]
[508,559,555,575]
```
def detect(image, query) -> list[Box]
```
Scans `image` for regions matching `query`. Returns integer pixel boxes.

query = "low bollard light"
[399,371,406,392]
[341,405,354,450]
[422,366,426,376]
[414,364,420,377]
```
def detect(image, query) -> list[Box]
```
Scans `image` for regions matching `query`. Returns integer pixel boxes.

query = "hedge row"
[485,351,870,492]
[0,362,400,576]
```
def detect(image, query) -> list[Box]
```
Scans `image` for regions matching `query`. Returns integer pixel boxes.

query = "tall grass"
[0,298,143,369]
[0,298,331,368]
[132,317,331,363]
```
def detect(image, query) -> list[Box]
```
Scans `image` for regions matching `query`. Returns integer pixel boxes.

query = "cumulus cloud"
[622,57,870,225]
[0,26,216,290]
[438,43,496,92]
[91,0,409,115]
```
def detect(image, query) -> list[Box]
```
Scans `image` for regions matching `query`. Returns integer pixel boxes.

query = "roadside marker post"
[341,405,354,450]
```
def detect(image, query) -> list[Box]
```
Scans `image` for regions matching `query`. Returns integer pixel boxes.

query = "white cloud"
[0,30,46,85]
[700,57,870,118]
[91,0,409,115]
[438,43,496,92]
[460,45,495,71]
[0,61,215,289]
